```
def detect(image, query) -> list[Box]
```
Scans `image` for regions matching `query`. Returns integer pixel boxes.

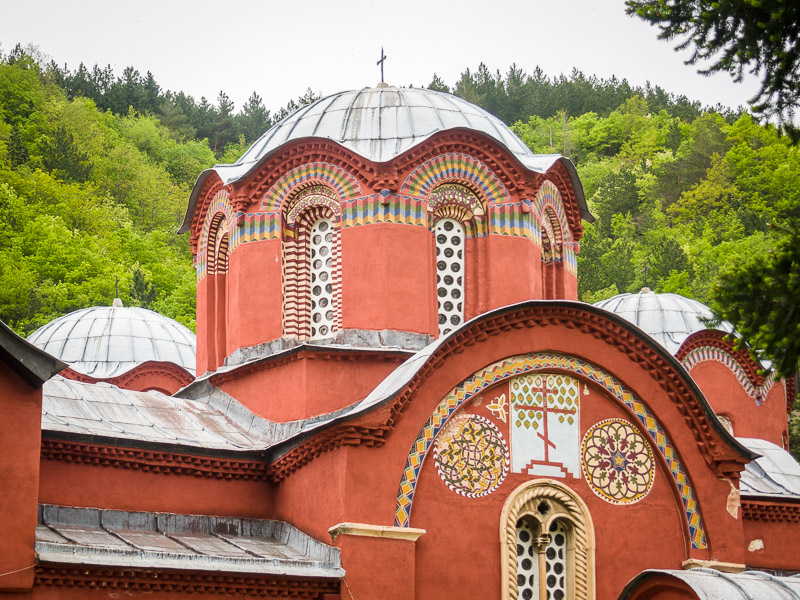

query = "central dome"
[181,85,591,233]
[208,86,573,185]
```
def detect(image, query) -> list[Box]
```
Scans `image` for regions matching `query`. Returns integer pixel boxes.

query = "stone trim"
[681,559,745,573]
[500,480,596,600]
[328,522,426,542]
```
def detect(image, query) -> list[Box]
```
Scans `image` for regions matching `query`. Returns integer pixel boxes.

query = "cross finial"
[377,47,387,83]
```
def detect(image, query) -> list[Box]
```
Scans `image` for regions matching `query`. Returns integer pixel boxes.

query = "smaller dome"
[28,305,196,378]
[593,289,732,354]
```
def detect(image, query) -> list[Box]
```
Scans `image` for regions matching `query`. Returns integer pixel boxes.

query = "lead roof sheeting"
[623,569,800,600]
[738,437,800,498]
[28,306,196,377]
[219,86,564,187]
[42,376,272,451]
[36,505,343,578]
[594,290,734,355]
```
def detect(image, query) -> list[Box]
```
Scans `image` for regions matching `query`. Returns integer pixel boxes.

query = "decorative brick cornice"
[60,361,194,394]
[741,500,800,523]
[35,564,340,597]
[40,439,269,481]
[268,302,750,482]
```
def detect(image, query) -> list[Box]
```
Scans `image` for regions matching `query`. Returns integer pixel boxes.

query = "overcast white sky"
[2,0,761,116]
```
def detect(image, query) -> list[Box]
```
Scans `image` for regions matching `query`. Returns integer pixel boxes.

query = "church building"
[2,83,799,600]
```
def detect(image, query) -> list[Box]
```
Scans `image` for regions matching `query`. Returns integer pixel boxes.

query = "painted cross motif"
[510,374,580,478]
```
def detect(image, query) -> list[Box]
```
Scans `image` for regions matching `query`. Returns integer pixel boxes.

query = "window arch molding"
[206,212,230,275]
[500,479,596,600]
[281,185,342,340]
[427,183,487,238]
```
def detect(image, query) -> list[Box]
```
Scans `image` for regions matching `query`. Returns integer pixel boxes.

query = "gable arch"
[260,162,361,212]
[393,352,709,551]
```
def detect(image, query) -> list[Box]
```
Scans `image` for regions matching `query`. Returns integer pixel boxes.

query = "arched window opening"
[516,516,569,600]
[501,480,595,600]
[429,184,485,338]
[435,218,465,337]
[541,208,563,300]
[281,186,342,341]
[309,218,334,339]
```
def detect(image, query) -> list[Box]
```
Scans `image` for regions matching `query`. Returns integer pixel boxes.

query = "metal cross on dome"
[377,47,387,83]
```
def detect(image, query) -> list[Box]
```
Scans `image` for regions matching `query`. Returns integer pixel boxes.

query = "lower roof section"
[36,504,343,579]
[620,568,800,600]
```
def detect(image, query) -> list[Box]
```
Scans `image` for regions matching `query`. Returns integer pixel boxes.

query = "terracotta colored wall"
[741,514,800,570]
[0,361,42,591]
[196,275,211,374]
[341,223,435,335]
[216,354,405,422]
[226,239,283,356]
[39,458,274,519]
[689,361,788,446]
[274,317,747,600]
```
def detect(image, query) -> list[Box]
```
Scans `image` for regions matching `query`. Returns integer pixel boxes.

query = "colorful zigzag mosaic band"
[231,212,281,248]
[340,195,427,228]
[394,352,708,550]
[260,162,362,212]
[489,203,540,240]
[401,153,508,205]
[682,346,775,403]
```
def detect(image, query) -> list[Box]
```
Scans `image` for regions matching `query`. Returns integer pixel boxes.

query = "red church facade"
[3,85,799,600]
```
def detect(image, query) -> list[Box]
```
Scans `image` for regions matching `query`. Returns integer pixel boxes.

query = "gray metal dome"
[180,85,591,234]
[28,304,196,378]
[593,289,732,355]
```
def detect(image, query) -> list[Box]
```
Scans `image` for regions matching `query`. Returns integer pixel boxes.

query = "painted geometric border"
[534,181,572,243]
[681,346,775,404]
[260,162,361,212]
[401,153,509,205]
[394,352,708,549]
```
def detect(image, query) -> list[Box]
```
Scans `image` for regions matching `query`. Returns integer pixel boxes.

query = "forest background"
[0,44,797,358]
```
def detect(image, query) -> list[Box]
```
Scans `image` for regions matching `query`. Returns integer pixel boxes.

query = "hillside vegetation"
[1,46,797,342]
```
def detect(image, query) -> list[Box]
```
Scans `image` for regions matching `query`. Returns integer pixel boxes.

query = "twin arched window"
[502,480,595,600]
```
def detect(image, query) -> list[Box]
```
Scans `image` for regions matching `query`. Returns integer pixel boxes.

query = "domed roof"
[593,289,733,355]
[28,304,196,378]
[181,85,591,233]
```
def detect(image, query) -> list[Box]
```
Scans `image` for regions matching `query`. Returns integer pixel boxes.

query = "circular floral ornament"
[434,413,510,498]
[582,418,655,505]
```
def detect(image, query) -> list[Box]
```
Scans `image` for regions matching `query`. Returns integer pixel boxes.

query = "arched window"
[282,186,342,340]
[206,213,230,368]
[428,184,485,337]
[308,217,335,339]
[435,218,465,336]
[541,208,563,299]
[501,480,595,600]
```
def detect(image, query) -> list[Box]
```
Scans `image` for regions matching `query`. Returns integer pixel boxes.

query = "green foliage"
[626,0,800,139]
[707,221,800,378]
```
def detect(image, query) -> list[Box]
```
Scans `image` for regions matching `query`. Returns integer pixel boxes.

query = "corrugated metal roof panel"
[738,437,800,499]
